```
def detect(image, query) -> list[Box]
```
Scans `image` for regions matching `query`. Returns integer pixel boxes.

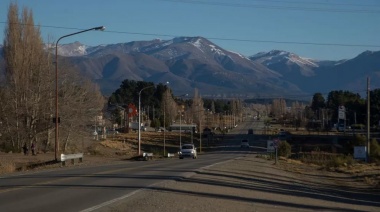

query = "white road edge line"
[80,187,147,212]
[80,156,245,212]
[81,175,183,212]
[79,174,194,211]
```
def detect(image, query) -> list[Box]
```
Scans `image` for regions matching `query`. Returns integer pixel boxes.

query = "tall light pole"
[55,26,105,161]
[179,111,182,148]
[367,77,370,162]
[199,104,202,153]
[138,85,154,155]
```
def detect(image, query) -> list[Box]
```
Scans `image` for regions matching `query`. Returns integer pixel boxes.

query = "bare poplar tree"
[162,89,176,127]
[191,88,204,131]
[1,3,105,154]
[2,3,53,151]
[57,63,105,152]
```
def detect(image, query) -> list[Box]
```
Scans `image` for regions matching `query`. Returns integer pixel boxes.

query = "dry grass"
[364,176,380,187]
[0,159,16,174]
[0,131,192,175]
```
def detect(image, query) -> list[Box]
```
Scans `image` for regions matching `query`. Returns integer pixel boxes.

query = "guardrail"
[167,153,175,158]
[143,152,153,161]
[60,153,83,166]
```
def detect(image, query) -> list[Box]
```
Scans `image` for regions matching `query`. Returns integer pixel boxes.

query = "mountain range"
[1,37,380,99]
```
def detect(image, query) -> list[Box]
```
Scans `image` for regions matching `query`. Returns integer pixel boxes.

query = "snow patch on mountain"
[250,50,319,68]
[160,39,174,48]
[190,38,205,53]
[227,51,248,60]
[290,56,318,67]
[209,44,225,56]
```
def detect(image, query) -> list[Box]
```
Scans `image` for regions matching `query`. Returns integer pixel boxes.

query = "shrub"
[370,138,380,161]
[352,134,367,146]
[325,155,355,168]
[278,141,291,158]
[150,118,161,129]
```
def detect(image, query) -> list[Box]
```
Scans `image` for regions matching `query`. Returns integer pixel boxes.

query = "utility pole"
[367,77,370,162]
[199,103,202,153]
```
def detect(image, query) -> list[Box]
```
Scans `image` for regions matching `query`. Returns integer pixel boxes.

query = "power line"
[159,0,380,14]
[243,0,380,8]
[1,22,379,48]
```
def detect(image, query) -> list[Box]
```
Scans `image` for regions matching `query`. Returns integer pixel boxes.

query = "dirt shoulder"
[96,153,380,212]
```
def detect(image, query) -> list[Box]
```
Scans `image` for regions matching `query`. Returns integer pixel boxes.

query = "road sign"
[267,140,275,152]
[273,139,280,148]
[128,103,137,117]
[354,146,366,159]
[338,106,346,120]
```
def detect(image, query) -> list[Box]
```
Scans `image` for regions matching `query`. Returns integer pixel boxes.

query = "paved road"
[0,150,253,212]
[0,118,262,212]
[0,121,261,212]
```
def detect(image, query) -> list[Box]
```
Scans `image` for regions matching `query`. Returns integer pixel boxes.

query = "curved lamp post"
[55,26,105,161]
[138,85,154,155]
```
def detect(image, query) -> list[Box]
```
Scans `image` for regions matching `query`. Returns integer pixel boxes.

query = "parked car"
[179,144,197,159]
[241,139,250,148]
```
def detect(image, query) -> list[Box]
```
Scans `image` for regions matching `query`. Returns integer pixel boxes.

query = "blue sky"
[0,0,379,60]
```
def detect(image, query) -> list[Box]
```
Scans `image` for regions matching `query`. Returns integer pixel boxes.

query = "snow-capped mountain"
[249,50,319,77]
[60,37,302,97]
[2,37,380,98]
[54,41,89,56]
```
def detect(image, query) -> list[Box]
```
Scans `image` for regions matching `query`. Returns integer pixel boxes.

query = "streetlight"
[138,85,154,155]
[55,26,105,161]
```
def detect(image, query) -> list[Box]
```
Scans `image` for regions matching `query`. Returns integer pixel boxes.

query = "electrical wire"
[159,0,380,14]
[1,22,379,48]
[242,0,380,8]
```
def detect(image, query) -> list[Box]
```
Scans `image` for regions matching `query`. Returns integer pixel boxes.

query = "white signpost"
[267,140,275,152]
[338,106,346,120]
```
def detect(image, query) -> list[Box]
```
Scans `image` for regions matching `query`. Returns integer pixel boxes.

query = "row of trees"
[308,90,380,129]
[263,89,380,131]
[108,79,245,131]
[0,3,104,153]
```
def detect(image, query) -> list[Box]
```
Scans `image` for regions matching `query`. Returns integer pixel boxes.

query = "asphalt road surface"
[0,119,262,212]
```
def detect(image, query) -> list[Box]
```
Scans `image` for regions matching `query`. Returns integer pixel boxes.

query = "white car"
[241,139,249,148]
[179,144,197,159]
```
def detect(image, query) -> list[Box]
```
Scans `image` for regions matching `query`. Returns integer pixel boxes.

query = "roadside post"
[275,146,278,164]
[274,139,279,165]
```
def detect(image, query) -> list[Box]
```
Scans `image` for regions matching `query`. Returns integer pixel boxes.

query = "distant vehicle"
[248,129,253,134]
[241,139,249,148]
[129,122,145,131]
[179,144,197,159]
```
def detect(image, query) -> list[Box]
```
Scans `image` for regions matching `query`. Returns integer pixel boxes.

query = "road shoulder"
[95,153,380,212]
